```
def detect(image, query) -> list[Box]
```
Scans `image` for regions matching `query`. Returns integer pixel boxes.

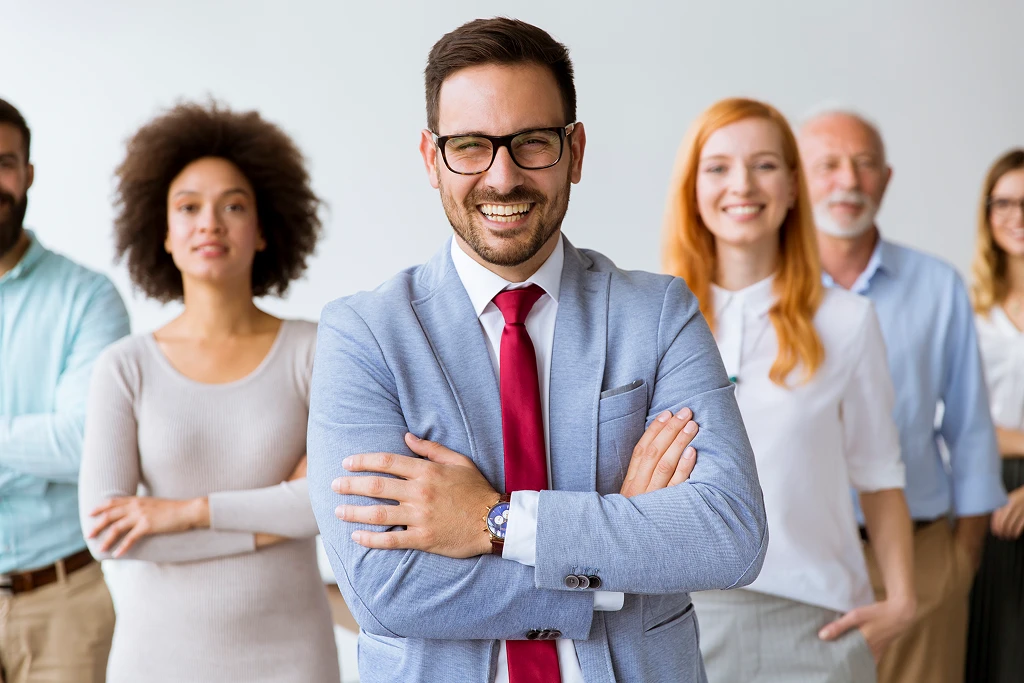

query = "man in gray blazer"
[308,17,767,683]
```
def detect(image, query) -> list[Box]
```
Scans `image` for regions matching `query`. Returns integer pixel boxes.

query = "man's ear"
[25,162,34,191]
[568,123,586,184]
[419,130,441,190]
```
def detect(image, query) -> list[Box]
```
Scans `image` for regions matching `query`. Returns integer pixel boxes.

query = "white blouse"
[976,306,1024,431]
[713,276,905,613]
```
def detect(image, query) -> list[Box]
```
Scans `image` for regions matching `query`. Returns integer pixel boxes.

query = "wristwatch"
[484,493,512,556]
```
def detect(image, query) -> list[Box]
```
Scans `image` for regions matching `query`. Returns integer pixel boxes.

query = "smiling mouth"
[193,244,228,254]
[723,205,764,216]
[478,202,534,223]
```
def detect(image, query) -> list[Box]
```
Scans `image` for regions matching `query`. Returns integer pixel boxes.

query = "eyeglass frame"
[431,123,577,176]
[988,196,1024,217]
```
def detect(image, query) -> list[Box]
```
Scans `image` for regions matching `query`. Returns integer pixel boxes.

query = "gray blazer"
[308,237,768,683]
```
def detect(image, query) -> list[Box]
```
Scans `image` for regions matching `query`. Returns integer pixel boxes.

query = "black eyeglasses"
[988,197,1024,217]
[432,123,576,175]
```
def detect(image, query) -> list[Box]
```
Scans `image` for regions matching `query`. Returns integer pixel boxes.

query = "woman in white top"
[662,98,916,683]
[966,148,1024,682]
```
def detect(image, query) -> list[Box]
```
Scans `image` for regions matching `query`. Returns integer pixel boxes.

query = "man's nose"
[834,158,860,190]
[482,145,527,195]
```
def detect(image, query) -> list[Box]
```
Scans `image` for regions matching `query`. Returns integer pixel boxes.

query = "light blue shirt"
[824,237,1006,521]
[0,231,129,572]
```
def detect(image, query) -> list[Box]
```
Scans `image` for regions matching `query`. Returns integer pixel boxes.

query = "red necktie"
[492,285,561,683]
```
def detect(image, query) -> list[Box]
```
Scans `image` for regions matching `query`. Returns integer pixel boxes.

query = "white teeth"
[480,202,532,218]
[724,205,762,215]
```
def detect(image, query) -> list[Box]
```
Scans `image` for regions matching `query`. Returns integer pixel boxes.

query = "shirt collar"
[0,229,46,284]
[711,274,776,319]
[822,235,898,293]
[450,234,564,318]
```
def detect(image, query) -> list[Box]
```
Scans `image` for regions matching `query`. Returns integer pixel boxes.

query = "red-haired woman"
[664,98,915,682]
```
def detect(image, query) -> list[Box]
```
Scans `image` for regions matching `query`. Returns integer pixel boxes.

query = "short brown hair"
[114,101,321,302]
[0,97,31,161]
[971,148,1024,314]
[424,17,576,133]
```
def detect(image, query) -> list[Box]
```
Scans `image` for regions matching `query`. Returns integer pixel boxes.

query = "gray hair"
[798,102,887,162]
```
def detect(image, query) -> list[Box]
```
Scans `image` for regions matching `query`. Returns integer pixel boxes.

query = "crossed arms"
[307,289,768,640]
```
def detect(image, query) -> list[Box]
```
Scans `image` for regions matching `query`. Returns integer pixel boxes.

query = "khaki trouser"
[863,519,975,683]
[0,560,114,683]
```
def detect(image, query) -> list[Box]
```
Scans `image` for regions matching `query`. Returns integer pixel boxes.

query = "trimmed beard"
[0,190,28,259]
[439,175,571,268]
[813,190,878,239]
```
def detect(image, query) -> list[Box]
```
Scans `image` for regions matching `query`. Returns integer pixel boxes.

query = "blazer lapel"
[549,239,609,492]
[412,243,505,488]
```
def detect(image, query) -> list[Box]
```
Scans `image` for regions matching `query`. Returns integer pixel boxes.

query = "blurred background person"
[78,102,340,683]
[967,148,1024,683]
[798,109,1006,683]
[0,96,129,683]
[664,97,915,683]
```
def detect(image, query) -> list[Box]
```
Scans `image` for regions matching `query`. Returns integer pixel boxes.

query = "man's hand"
[88,496,209,557]
[333,433,498,558]
[818,597,916,661]
[619,409,699,498]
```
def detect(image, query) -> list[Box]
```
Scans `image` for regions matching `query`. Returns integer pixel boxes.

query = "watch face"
[486,502,510,539]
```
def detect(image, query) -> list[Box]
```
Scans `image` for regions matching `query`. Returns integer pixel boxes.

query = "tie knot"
[493,284,545,325]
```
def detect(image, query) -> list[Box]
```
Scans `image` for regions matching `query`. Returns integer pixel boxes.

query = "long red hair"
[663,97,824,385]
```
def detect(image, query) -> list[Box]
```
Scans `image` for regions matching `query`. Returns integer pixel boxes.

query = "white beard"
[813,191,878,238]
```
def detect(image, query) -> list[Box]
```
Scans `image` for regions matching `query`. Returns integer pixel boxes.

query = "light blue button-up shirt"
[0,231,129,572]
[824,238,1006,521]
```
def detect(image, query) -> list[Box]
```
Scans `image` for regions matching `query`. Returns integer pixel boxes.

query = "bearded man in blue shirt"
[0,97,129,683]
[799,108,1006,683]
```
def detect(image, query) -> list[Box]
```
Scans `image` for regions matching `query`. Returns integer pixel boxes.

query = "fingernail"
[684,421,697,434]
[657,411,672,423]
[818,628,829,639]
[407,432,421,441]
[342,457,353,469]
[336,505,348,519]
[332,478,343,492]
[684,447,696,459]
[351,531,362,543]
[676,408,691,420]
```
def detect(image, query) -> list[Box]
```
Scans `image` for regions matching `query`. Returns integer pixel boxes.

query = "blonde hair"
[663,97,824,385]
[970,149,1024,314]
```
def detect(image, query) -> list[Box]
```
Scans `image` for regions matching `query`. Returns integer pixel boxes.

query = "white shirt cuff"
[594,591,625,611]
[502,490,539,566]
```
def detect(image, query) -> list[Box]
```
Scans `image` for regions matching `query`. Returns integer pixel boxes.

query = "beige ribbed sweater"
[79,320,340,683]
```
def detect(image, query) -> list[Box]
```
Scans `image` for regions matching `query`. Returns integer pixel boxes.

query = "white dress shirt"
[450,236,621,683]
[976,306,1024,431]
[713,276,905,613]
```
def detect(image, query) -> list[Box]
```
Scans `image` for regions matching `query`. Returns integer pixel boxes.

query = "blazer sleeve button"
[547,629,562,639]
[526,630,541,640]
[563,575,580,589]
[576,575,590,589]
[587,575,602,589]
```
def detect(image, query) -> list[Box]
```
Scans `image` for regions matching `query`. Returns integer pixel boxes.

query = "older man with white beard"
[798,109,1006,683]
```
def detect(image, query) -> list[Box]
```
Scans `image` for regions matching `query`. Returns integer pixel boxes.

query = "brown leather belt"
[0,548,95,596]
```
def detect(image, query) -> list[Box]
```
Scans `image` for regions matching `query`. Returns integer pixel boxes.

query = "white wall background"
[5,0,1024,332]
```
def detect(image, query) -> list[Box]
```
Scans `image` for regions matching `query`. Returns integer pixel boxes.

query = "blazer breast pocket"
[596,380,648,494]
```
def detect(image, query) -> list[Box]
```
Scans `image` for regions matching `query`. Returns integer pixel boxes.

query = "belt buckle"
[0,574,12,596]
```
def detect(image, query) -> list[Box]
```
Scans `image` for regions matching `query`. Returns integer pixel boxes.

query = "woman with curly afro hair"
[77,101,341,683]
